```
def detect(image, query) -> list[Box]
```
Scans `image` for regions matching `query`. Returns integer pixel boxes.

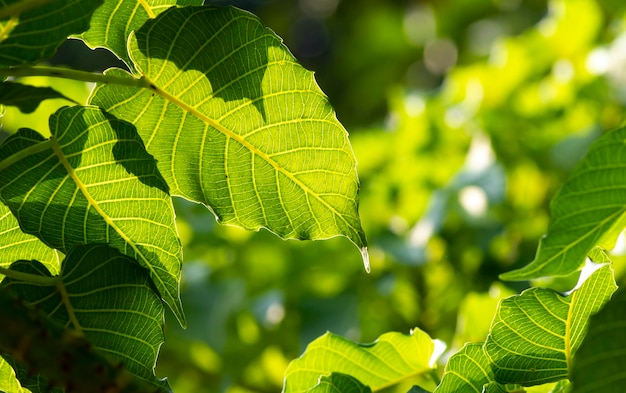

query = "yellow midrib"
[147,78,361,240]
[49,135,168,297]
[137,0,156,19]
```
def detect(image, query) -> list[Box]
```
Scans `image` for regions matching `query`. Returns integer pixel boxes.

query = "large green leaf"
[0,203,59,280]
[485,264,616,385]
[77,0,202,67]
[89,6,368,265]
[571,286,626,392]
[0,244,169,392]
[501,128,626,280]
[283,329,435,392]
[0,105,185,325]
[0,0,103,67]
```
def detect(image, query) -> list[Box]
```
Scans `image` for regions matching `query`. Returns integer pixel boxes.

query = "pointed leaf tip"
[361,247,370,273]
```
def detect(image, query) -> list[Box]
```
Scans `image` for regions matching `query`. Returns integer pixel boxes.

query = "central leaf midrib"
[147,78,361,238]
[48,135,172,298]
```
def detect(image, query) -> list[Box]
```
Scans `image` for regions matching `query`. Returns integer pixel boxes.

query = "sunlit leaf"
[0,105,185,325]
[501,128,626,280]
[77,0,202,66]
[571,286,626,392]
[0,203,59,280]
[485,265,616,385]
[89,6,367,260]
[0,82,76,113]
[305,373,371,393]
[283,329,435,392]
[0,356,30,393]
[1,244,169,392]
[0,0,103,67]
[434,343,495,393]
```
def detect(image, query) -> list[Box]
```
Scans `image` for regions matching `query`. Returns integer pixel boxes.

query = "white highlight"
[361,246,371,273]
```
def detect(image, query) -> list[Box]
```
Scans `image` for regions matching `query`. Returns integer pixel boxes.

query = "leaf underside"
[89,6,367,253]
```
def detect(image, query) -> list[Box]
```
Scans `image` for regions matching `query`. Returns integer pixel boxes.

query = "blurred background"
[4,0,626,391]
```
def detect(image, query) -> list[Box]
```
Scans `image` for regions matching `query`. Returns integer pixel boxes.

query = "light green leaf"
[0,356,30,393]
[77,0,202,67]
[0,0,103,67]
[501,128,626,280]
[0,82,76,113]
[485,265,616,385]
[571,286,626,392]
[1,244,169,392]
[306,373,371,393]
[89,6,368,261]
[434,343,495,393]
[0,203,59,280]
[283,329,435,392]
[0,106,185,325]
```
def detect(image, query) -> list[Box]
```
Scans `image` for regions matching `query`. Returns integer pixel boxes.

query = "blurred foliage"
[4,0,626,392]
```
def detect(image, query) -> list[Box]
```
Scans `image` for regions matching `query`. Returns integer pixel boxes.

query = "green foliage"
[1,0,626,393]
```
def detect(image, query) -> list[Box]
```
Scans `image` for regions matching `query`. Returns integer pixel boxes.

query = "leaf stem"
[0,66,150,88]
[0,139,53,172]
[56,279,83,335]
[0,266,58,286]
[0,0,52,20]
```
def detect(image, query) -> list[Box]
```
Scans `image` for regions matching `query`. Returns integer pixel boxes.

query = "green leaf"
[571,286,626,392]
[0,356,30,393]
[0,82,77,113]
[0,105,185,325]
[283,329,435,392]
[434,343,496,393]
[501,128,626,280]
[305,373,372,393]
[77,0,203,67]
[0,203,59,280]
[89,6,368,262]
[1,244,169,392]
[485,265,616,385]
[0,0,104,67]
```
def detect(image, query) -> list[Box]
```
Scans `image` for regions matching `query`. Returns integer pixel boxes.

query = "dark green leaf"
[0,81,76,113]
[0,106,185,325]
[0,0,103,67]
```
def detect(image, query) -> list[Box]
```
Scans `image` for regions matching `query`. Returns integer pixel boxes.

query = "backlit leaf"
[305,373,371,393]
[0,0,103,67]
[77,0,202,67]
[501,128,626,280]
[0,356,30,393]
[283,329,435,392]
[0,82,76,113]
[1,244,169,392]
[89,6,367,261]
[0,105,185,325]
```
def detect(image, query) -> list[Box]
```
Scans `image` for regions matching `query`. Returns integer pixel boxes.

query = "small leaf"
[485,265,616,385]
[0,203,59,281]
[0,106,185,325]
[1,244,169,392]
[306,373,371,393]
[0,356,30,393]
[502,128,626,280]
[0,82,77,113]
[434,343,496,393]
[571,286,626,392]
[283,329,435,392]
[77,0,203,67]
[90,6,367,256]
[0,0,104,67]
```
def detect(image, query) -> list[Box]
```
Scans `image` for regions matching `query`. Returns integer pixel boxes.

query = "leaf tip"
[360,247,370,273]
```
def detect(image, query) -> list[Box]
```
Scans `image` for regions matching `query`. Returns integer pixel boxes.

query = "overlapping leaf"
[0,105,185,325]
[0,82,76,113]
[305,373,371,393]
[0,356,29,393]
[77,0,202,66]
[434,343,494,392]
[282,329,435,392]
[485,265,615,385]
[571,287,626,392]
[89,6,367,259]
[0,0,103,67]
[502,128,626,280]
[0,244,169,392]
[0,203,59,280]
